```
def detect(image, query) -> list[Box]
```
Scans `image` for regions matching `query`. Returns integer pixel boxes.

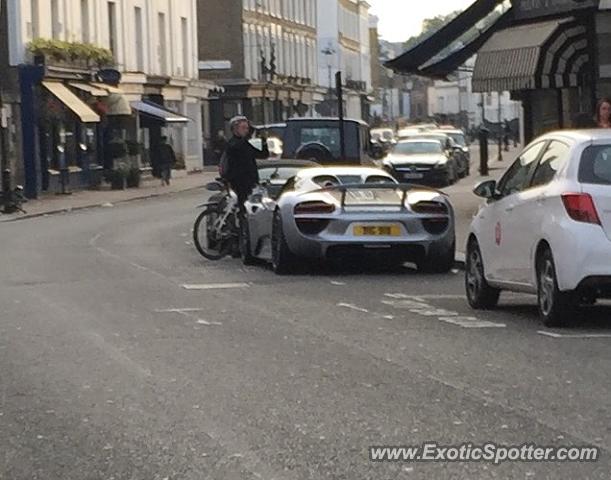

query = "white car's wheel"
[465,239,500,309]
[271,211,298,275]
[537,248,574,328]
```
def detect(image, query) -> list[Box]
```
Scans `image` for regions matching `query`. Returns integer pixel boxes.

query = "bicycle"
[1,185,27,214]
[193,178,240,260]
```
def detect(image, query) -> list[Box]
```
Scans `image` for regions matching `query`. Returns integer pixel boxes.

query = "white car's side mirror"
[473,180,499,199]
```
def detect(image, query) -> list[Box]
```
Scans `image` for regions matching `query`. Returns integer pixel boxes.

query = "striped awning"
[472,17,590,92]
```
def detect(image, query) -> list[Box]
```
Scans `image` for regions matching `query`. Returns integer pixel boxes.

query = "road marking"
[330,281,347,286]
[155,308,205,313]
[337,303,369,313]
[182,283,250,290]
[538,331,611,339]
[440,317,506,328]
[385,293,465,300]
[155,308,223,326]
[382,296,506,329]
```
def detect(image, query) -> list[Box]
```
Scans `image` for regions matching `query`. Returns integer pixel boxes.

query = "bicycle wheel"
[193,208,232,260]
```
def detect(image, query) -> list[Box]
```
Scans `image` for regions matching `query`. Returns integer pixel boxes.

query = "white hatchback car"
[466,130,611,327]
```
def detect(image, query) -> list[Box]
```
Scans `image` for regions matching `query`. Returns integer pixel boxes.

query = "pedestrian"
[158,136,176,186]
[595,97,611,128]
[222,116,269,209]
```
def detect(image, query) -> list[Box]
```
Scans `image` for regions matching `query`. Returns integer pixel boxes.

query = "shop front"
[386,0,608,144]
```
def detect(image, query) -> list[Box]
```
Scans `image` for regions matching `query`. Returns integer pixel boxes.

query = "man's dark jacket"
[224,136,269,196]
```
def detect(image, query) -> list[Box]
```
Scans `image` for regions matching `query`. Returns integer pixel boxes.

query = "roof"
[398,138,443,144]
[286,117,368,126]
[537,129,611,142]
[298,167,391,177]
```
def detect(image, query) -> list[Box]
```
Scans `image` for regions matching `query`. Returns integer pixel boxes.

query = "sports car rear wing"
[314,183,445,210]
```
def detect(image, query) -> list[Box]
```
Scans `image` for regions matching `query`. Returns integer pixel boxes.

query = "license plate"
[353,225,402,236]
[404,173,424,179]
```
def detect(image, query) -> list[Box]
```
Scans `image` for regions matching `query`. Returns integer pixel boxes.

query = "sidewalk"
[445,144,521,262]
[1,169,217,223]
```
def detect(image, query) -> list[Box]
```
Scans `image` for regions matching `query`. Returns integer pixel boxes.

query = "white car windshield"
[393,142,443,155]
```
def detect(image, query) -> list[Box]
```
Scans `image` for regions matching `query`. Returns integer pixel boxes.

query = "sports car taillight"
[411,201,448,215]
[561,193,601,225]
[294,201,336,215]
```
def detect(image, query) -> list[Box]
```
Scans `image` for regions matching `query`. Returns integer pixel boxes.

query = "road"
[1,188,610,479]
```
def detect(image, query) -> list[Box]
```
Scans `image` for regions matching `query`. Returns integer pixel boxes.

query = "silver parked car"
[241,166,456,274]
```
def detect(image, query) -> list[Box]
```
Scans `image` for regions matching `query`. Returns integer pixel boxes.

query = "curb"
[0,184,205,223]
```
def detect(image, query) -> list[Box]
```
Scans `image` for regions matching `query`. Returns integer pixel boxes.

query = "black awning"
[472,17,590,92]
[385,0,505,73]
[419,8,514,79]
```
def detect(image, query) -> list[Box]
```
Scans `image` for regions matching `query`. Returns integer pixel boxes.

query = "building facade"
[2,0,209,198]
[198,0,323,140]
[316,0,372,119]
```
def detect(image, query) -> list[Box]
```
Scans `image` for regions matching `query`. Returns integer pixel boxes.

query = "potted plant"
[126,165,141,188]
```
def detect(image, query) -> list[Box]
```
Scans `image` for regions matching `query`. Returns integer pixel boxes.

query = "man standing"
[159,136,176,186]
[223,116,269,207]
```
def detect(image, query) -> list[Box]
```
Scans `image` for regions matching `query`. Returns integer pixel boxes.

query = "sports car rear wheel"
[417,241,455,273]
[271,211,298,275]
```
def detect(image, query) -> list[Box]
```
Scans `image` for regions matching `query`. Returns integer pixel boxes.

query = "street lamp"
[321,44,336,115]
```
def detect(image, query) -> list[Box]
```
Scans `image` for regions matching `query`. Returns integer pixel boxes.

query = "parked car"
[241,166,456,273]
[254,123,287,141]
[466,129,611,327]
[383,139,459,187]
[249,137,283,159]
[413,132,469,178]
[397,128,425,140]
[281,118,378,165]
[437,128,471,175]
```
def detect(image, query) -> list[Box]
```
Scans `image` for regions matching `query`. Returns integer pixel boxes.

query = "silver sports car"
[241,166,456,274]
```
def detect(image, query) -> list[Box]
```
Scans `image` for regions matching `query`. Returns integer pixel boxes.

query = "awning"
[90,82,124,94]
[385,0,505,73]
[419,8,514,79]
[472,17,590,92]
[130,100,189,123]
[42,81,100,123]
[69,82,109,97]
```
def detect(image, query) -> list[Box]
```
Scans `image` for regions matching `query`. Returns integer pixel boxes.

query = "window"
[393,141,443,155]
[31,0,40,39]
[158,12,167,75]
[300,127,341,156]
[135,7,144,71]
[51,0,61,39]
[81,0,90,43]
[579,145,611,185]
[497,142,546,197]
[108,2,117,55]
[531,141,570,188]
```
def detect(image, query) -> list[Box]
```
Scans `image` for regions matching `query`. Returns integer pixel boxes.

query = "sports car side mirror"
[473,180,499,199]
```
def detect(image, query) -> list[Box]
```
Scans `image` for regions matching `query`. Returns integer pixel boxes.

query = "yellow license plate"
[353,225,402,236]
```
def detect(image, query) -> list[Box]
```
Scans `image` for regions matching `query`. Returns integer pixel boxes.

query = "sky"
[368,0,474,43]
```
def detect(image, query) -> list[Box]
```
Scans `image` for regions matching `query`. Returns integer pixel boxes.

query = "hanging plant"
[27,39,114,67]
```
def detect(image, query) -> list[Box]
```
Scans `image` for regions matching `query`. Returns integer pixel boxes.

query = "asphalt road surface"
[1,188,610,480]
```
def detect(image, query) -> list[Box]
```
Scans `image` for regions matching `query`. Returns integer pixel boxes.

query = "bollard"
[479,127,489,177]
[2,168,11,213]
